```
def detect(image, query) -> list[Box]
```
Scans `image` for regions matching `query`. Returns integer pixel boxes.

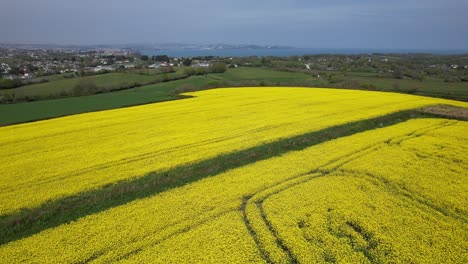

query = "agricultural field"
[0,76,212,125]
[0,67,319,125]
[0,72,180,98]
[347,74,468,101]
[1,67,468,126]
[0,88,467,263]
[209,67,319,84]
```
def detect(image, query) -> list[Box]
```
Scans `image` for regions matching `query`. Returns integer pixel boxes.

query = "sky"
[1,0,468,50]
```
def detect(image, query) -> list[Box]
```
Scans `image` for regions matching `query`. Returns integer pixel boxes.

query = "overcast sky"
[1,0,467,50]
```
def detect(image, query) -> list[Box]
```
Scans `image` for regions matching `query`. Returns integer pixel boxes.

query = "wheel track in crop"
[240,119,456,263]
[1,111,461,264]
[82,127,388,263]
[87,119,456,263]
[344,171,468,223]
[241,145,383,263]
[304,169,468,262]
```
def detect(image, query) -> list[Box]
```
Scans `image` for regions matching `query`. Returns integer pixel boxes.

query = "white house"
[195,62,210,67]
[148,63,161,69]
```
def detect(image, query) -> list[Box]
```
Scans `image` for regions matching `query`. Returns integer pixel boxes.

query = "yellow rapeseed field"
[0,88,467,217]
[1,117,466,263]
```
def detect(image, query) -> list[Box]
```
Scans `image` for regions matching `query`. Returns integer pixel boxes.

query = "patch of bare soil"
[419,105,468,120]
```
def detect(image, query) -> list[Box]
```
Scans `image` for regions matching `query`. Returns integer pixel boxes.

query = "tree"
[9,67,24,75]
[26,64,38,72]
[0,78,20,89]
[141,55,149,61]
[208,62,227,73]
[328,74,345,84]
[194,67,206,75]
[182,58,192,66]
[261,57,270,65]
[183,67,196,76]
[154,55,170,62]
[413,73,424,82]
[392,68,404,79]
[160,66,175,73]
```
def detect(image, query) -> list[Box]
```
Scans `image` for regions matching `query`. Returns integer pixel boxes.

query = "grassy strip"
[0,76,213,126]
[0,71,189,103]
[254,67,468,102]
[0,109,461,245]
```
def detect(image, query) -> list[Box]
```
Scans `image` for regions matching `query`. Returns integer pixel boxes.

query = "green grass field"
[0,76,212,125]
[211,67,314,82]
[207,67,328,88]
[211,68,468,101]
[348,75,468,100]
[1,67,467,126]
[0,72,175,98]
[27,72,77,83]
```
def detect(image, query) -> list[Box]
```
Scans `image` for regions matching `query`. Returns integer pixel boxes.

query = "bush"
[184,67,195,76]
[184,67,196,76]
[407,87,420,94]
[72,79,99,96]
[392,69,404,79]
[0,79,21,89]
[444,76,460,82]
[339,79,361,89]
[194,67,207,75]
[208,62,227,73]
[160,66,175,74]
[328,74,345,84]
[63,74,75,79]
[174,84,199,93]
[413,73,424,82]
[359,83,377,90]
[182,58,192,66]
[160,74,169,82]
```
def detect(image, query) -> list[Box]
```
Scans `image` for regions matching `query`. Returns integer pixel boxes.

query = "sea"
[139,48,468,58]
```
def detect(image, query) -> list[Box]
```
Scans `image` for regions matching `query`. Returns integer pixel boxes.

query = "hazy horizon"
[2,0,468,50]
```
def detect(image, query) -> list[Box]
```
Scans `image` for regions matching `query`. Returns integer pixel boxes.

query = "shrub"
[328,74,345,84]
[444,76,460,82]
[72,79,99,96]
[183,67,196,76]
[339,79,361,89]
[208,62,227,73]
[174,84,199,93]
[194,67,207,75]
[359,83,377,90]
[407,87,420,94]
[0,79,21,89]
